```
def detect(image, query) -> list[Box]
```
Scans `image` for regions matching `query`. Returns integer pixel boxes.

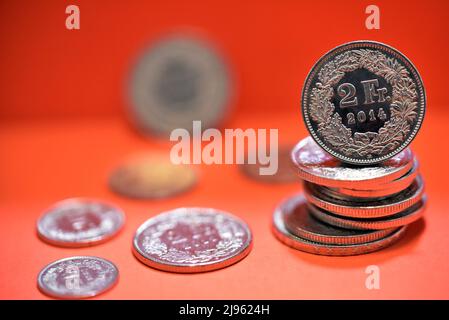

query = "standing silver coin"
[38,256,119,299]
[302,41,425,165]
[129,34,231,135]
[37,198,125,247]
[133,208,252,273]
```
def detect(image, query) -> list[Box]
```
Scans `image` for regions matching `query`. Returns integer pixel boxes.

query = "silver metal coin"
[301,41,425,165]
[37,198,125,247]
[324,158,419,198]
[309,196,426,230]
[304,175,424,218]
[280,194,396,245]
[240,145,297,183]
[37,256,119,299]
[129,34,231,135]
[291,136,414,188]
[272,203,407,256]
[133,208,252,273]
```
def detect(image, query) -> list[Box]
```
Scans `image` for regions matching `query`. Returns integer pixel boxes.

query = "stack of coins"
[273,41,426,256]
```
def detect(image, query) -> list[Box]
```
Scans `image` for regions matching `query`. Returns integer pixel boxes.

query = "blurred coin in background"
[128,33,232,136]
[240,145,297,183]
[109,154,197,199]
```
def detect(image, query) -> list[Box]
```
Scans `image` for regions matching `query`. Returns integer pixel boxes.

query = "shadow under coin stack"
[273,40,426,256]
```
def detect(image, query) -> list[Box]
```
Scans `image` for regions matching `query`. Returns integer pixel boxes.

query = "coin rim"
[36,198,125,248]
[303,175,424,218]
[272,207,407,256]
[132,207,253,273]
[301,40,426,165]
[37,256,119,299]
[291,137,414,188]
[332,158,419,198]
[309,196,427,230]
[280,194,397,245]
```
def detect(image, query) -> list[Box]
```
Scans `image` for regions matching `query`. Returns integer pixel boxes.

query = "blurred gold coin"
[109,156,196,199]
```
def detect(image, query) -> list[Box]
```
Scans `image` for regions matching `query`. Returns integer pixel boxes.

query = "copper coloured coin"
[304,176,424,218]
[38,256,119,299]
[309,196,426,230]
[280,194,395,245]
[291,136,414,188]
[133,208,252,273]
[240,145,297,183]
[109,156,196,199]
[272,205,406,256]
[37,198,125,247]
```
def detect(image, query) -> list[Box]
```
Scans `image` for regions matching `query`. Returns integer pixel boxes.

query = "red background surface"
[1,0,448,299]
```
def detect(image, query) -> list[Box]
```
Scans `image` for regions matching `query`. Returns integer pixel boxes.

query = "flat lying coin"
[38,256,118,299]
[291,136,414,188]
[240,145,297,183]
[280,194,395,245]
[129,34,231,136]
[272,205,406,256]
[37,198,125,247]
[304,176,424,218]
[330,158,419,198]
[309,197,426,230]
[302,40,425,165]
[133,208,252,273]
[109,156,196,199]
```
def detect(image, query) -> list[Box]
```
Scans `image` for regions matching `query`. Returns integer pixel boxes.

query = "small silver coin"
[37,198,125,247]
[272,204,407,256]
[133,208,252,273]
[309,196,426,230]
[129,34,231,135]
[328,158,419,198]
[280,194,396,245]
[304,176,424,218]
[301,41,425,165]
[291,136,414,188]
[37,256,119,299]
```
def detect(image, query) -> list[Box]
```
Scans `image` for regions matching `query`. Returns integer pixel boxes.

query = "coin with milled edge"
[240,145,297,183]
[291,136,414,188]
[133,208,252,273]
[129,34,231,135]
[38,256,119,299]
[302,41,425,165]
[280,194,396,245]
[37,198,125,247]
[304,176,424,218]
[109,156,196,199]
[309,196,426,230]
[272,205,406,256]
[330,158,419,198]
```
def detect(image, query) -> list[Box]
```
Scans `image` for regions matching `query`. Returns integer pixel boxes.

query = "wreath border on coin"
[308,49,419,158]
